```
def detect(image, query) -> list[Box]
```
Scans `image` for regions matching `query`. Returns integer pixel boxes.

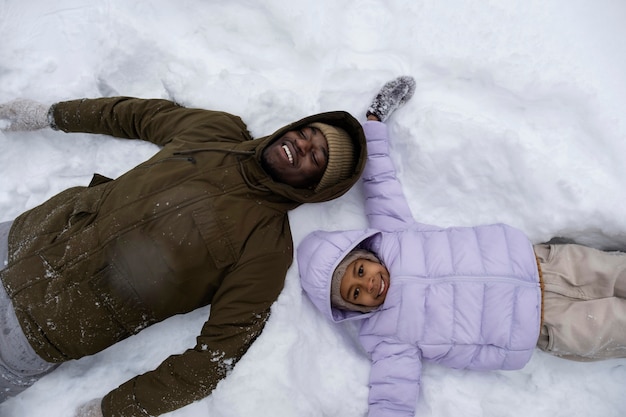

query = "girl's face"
[340,258,390,307]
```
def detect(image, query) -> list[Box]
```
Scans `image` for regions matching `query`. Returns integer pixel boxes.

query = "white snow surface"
[2,0,626,416]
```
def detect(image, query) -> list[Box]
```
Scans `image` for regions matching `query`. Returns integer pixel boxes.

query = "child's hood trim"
[297,229,380,323]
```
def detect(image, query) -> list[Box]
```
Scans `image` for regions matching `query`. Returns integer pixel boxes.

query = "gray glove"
[0,99,52,131]
[74,398,104,417]
[366,76,416,122]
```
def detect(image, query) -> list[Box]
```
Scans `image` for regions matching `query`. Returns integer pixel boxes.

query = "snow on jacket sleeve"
[101,246,289,417]
[361,121,415,231]
[52,97,251,146]
[365,338,422,417]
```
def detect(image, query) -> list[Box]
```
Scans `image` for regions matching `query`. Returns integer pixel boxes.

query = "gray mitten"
[74,398,104,417]
[366,76,416,122]
[0,99,52,131]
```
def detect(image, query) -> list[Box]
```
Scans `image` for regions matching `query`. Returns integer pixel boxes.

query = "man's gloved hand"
[366,76,416,122]
[73,398,104,417]
[0,99,51,131]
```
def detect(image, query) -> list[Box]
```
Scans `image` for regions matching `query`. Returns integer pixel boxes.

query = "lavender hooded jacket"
[297,121,542,417]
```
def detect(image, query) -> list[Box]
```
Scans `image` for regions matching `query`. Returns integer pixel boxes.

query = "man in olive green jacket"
[0,96,367,416]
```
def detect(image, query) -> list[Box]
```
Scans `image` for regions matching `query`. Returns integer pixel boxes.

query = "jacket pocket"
[192,206,236,269]
[13,263,157,361]
[89,263,157,335]
[68,183,109,228]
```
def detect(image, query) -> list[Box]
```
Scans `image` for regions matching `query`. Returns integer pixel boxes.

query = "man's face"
[340,258,390,308]
[261,125,328,189]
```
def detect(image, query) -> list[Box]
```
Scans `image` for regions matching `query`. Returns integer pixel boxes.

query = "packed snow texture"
[1,0,626,416]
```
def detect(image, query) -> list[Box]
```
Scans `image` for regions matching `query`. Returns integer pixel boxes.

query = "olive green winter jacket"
[0,97,366,416]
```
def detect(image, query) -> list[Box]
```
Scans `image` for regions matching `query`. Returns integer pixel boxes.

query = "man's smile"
[260,126,329,189]
[282,144,294,165]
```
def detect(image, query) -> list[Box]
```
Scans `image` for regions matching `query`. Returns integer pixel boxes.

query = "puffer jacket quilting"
[297,121,541,417]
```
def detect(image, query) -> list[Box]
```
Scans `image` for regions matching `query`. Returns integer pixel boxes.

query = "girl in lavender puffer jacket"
[297,76,626,417]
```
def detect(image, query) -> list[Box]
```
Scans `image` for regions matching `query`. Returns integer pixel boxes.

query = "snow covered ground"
[1,0,626,416]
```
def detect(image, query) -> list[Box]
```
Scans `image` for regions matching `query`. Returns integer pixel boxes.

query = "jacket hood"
[297,228,379,323]
[252,111,367,204]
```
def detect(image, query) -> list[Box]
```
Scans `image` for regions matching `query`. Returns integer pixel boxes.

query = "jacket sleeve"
[365,339,422,417]
[101,246,290,416]
[361,121,415,231]
[51,97,251,147]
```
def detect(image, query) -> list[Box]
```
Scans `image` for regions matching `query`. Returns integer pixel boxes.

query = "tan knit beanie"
[310,122,356,191]
[331,249,381,313]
